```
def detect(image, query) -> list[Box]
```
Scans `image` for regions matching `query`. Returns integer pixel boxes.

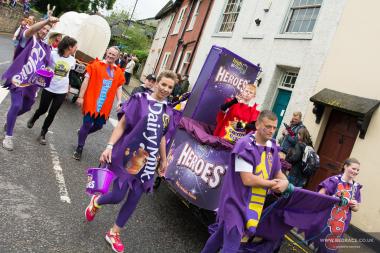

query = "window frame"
[187,0,202,31]
[160,52,171,72]
[281,0,323,34]
[217,0,244,33]
[277,71,299,91]
[172,6,187,35]
[178,51,192,75]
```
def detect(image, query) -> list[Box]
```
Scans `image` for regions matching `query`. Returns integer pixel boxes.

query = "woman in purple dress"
[84,70,178,253]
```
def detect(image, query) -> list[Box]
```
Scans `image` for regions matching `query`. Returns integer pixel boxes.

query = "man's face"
[291,115,301,125]
[256,117,277,141]
[37,25,51,40]
[105,48,119,64]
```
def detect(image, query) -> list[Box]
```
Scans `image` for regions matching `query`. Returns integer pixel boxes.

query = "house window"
[179,51,192,75]
[279,71,298,90]
[187,0,201,31]
[160,52,171,72]
[172,6,187,35]
[282,0,322,33]
[218,0,244,33]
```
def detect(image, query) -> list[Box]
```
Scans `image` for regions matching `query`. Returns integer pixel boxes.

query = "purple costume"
[201,134,281,253]
[312,174,362,252]
[97,93,175,228]
[2,33,51,136]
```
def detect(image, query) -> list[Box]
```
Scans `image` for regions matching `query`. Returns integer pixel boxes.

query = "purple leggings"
[201,224,241,253]
[77,116,105,148]
[97,178,144,228]
[6,88,36,136]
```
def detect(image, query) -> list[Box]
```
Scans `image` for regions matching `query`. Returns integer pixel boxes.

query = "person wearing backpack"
[286,127,315,187]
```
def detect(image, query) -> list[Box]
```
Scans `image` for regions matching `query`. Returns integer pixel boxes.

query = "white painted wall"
[142,13,174,79]
[189,0,347,135]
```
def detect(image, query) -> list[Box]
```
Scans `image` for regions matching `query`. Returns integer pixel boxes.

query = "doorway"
[307,109,359,190]
[272,89,292,137]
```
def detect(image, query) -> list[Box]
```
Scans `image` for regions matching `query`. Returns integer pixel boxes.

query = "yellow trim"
[252,187,267,195]
[284,234,309,253]
[246,219,259,228]
[251,195,265,203]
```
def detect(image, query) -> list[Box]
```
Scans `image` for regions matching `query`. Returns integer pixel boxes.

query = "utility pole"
[127,0,139,27]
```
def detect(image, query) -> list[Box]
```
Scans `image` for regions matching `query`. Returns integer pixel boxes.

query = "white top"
[125,60,135,73]
[45,51,76,94]
[234,138,273,173]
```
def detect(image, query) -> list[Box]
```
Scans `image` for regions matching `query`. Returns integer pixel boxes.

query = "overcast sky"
[110,0,170,20]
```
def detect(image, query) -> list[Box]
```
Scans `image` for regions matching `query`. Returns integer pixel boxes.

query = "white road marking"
[0,86,9,104]
[0,60,10,65]
[49,142,71,204]
[109,117,118,127]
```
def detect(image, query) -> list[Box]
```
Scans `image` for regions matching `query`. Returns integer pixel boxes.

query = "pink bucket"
[86,168,115,195]
[30,69,54,88]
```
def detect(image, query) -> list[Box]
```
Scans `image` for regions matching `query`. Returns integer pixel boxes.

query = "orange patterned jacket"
[82,59,125,119]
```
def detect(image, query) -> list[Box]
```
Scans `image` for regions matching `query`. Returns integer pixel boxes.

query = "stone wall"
[0,4,41,34]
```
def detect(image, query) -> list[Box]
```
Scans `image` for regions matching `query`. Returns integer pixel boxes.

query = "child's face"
[153,77,175,101]
[240,85,256,101]
[344,162,360,180]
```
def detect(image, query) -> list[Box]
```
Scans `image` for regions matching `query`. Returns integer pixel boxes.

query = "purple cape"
[109,93,175,192]
[216,134,281,237]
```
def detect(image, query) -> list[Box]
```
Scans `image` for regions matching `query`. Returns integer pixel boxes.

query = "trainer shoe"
[105,229,124,253]
[85,195,100,222]
[2,135,14,151]
[72,146,83,160]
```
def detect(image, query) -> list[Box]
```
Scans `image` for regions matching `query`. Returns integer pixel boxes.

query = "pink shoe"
[105,229,124,253]
[85,195,100,222]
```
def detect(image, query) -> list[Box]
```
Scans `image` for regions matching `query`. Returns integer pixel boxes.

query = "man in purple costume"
[201,110,289,253]
[1,16,59,151]
[84,70,178,253]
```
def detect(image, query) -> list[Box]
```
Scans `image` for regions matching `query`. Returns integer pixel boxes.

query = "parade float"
[164,46,261,213]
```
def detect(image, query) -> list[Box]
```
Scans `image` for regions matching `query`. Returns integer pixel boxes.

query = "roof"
[155,0,183,19]
[310,88,379,118]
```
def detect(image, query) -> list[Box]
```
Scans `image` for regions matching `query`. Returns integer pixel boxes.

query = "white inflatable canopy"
[50,12,111,59]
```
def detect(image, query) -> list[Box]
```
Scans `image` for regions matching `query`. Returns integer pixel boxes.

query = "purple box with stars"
[165,46,260,211]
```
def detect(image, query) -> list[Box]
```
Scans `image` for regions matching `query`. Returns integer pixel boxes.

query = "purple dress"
[109,93,175,192]
[216,134,281,237]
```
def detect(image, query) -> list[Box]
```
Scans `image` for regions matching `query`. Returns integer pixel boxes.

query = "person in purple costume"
[1,16,59,151]
[201,110,290,253]
[84,70,178,253]
[317,158,362,252]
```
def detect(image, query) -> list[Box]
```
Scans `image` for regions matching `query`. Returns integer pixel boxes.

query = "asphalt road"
[0,34,310,253]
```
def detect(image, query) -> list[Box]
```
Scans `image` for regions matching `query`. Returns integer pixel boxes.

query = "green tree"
[33,0,116,16]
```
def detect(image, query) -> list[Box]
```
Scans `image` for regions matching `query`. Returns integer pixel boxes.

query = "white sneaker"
[2,135,14,151]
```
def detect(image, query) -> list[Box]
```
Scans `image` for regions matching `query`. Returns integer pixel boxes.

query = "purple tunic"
[2,33,51,99]
[216,133,281,237]
[318,174,362,231]
[109,93,175,192]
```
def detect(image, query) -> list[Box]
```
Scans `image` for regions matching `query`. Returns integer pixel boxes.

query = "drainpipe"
[184,0,214,75]
[169,0,197,70]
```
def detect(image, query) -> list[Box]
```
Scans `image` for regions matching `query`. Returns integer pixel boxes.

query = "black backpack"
[301,146,320,176]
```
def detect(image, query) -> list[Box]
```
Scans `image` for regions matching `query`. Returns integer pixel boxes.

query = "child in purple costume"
[1,17,59,151]
[201,110,290,253]
[84,70,178,253]
[317,158,362,252]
